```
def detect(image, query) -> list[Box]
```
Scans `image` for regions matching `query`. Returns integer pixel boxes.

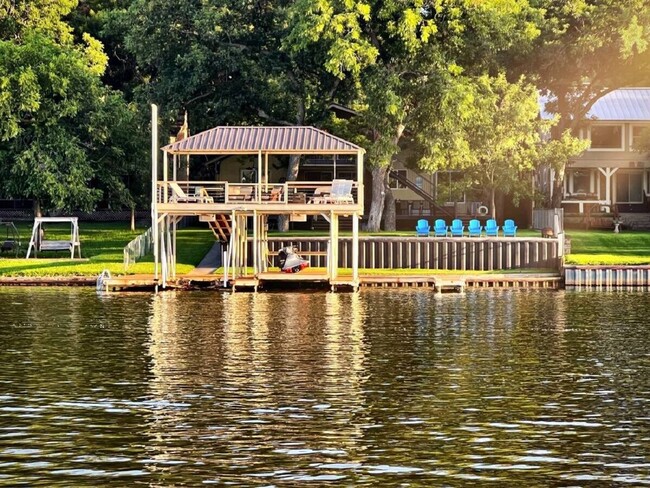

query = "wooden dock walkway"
[98,271,562,292]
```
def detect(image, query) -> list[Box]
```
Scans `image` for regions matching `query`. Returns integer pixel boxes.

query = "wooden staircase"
[202,214,232,243]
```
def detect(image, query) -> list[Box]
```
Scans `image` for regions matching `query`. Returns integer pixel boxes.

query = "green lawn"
[564,230,650,265]
[1,221,647,277]
[0,222,215,277]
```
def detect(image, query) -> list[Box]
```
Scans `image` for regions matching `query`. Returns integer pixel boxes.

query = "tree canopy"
[0,2,147,213]
[0,0,649,220]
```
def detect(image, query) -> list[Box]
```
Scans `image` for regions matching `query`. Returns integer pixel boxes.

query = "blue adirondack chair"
[415,219,430,236]
[485,219,499,237]
[450,219,464,237]
[468,219,482,237]
[503,219,517,237]
[433,219,448,237]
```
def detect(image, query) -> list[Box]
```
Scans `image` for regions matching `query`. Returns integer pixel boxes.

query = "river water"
[0,287,648,486]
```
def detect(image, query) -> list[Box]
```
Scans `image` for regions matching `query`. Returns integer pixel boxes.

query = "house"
[542,88,650,229]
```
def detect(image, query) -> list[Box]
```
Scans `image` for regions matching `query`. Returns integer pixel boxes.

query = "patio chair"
[328,179,354,204]
[450,218,464,237]
[433,219,448,237]
[415,219,430,237]
[468,219,482,237]
[169,182,203,203]
[503,219,517,237]
[192,186,214,203]
[485,219,499,237]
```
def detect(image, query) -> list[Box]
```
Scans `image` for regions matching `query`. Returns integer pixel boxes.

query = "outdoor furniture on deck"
[485,219,499,237]
[450,219,465,237]
[227,186,254,202]
[169,182,204,203]
[433,219,448,237]
[309,186,332,204]
[503,219,517,237]
[468,219,482,237]
[415,219,430,237]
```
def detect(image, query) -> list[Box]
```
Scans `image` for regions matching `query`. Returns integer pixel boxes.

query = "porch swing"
[25,217,81,258]
[0,221,21,256]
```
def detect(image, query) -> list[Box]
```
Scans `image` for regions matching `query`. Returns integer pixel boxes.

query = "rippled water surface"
[0,287,649,486]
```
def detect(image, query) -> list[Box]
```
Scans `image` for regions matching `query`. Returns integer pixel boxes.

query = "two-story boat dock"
[151,113,365,290]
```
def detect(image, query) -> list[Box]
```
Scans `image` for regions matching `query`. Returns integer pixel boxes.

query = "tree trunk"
[131,207,136,231]
[383,185,396,231]
[551,172,564,208]
[490,188,496,220]
[364,166,389,232]
[277,154,301,232]
[33,200,42,218]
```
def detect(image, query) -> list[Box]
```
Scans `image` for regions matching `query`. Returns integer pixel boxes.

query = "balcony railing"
[156,181,360,206]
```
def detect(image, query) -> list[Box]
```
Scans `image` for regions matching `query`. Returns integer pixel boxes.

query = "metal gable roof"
[540,88,650,121]
[586,89,650,120]
[163,126,363,154]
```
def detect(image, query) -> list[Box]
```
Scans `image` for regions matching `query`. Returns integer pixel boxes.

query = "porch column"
[598,167,619,206]
[356,150,364,213]
[257,150,263,202]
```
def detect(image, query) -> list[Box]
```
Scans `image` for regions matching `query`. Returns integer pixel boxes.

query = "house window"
[389,170,407,189]
[572,169,591,194]
[616,171,643,203]
[415,176,424,189]
[630,125,650,149]
[589,125,623,150]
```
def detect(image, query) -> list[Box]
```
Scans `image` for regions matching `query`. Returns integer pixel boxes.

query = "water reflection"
[0,288,649,486]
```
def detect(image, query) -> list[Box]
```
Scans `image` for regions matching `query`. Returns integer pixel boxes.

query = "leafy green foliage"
[416,74,544,216]
[286,0,546,230]
[0,32,147,211]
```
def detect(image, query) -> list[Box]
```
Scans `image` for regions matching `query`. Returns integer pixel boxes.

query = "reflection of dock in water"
[100,272,562,292]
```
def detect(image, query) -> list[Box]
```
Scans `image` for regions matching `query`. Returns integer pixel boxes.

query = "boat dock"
[95,271,562,292]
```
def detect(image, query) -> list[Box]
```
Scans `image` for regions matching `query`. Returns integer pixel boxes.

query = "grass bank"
[0,222,215,277]
[564,230,650,265]
[1,221,646,277]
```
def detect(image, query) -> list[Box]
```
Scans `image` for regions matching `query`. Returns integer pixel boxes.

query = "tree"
[120,0,350,230]
[0,5,147,214]
[523,0,650,206]
[416,74,586,219]
[286,0,545,231]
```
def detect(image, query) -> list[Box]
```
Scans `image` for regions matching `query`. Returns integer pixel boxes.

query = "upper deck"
[156,180,363,215]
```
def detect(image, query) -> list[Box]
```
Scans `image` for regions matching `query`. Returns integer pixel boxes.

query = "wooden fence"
[260,236,561,271]
[532,208,564,234]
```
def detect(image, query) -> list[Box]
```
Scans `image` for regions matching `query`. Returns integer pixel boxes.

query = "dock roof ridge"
[163,125,363,155]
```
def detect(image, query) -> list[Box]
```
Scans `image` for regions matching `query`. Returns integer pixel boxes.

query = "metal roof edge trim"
[161,126,364,154]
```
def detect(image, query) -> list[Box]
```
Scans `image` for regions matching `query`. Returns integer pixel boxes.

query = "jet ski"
[277,246,310,273]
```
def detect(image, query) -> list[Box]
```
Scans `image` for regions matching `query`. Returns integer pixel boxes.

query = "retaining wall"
[259,237,561,271]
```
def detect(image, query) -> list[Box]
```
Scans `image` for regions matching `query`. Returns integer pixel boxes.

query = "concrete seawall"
[564,265,650,287]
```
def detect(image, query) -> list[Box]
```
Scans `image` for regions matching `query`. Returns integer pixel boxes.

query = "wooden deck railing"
[156,181,360,206]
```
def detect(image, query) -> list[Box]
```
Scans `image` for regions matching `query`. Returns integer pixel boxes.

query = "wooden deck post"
[151,104,159,283]
[352,212,359,285]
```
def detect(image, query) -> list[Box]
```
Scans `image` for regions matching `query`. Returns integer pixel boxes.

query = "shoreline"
[3,265,650,290]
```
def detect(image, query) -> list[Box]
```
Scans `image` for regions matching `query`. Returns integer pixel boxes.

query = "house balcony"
[155,180,363,215]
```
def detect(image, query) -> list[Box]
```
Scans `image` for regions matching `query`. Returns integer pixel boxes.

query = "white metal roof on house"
[162,126,363,155]
[540,88,650,121]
